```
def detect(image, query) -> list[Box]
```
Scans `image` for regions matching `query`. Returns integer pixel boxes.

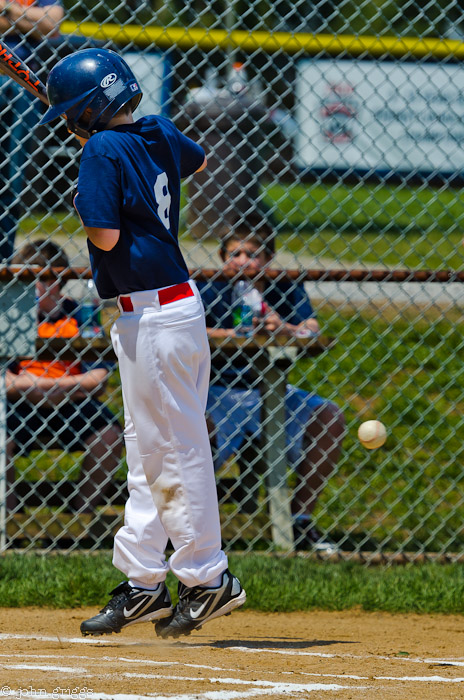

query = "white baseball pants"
[110,281,227,588]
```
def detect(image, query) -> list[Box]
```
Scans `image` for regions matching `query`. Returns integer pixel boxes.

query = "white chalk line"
[0,654,354,697]
[125,672,350,689]
[293,670,464,683]
[1,633,463,670]
[2,689,351,700]
[214,644,464,668]
[3,660,464,700]
[2,658,463,686]
[2,636,463,700]
[0,653,230,673]
[122,670,464,684]
[2,664,86,673]
[376,676,464,683]
[0,633,133,646]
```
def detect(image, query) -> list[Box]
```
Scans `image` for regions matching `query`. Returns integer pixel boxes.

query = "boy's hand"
[256,307,291,335]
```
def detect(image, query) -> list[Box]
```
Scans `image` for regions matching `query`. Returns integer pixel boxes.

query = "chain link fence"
[1,0,464,559]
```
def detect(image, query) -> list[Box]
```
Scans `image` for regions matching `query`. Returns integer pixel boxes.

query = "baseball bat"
[0,36,48,104]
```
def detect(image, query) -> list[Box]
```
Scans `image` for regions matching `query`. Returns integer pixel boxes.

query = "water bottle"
[223,61,261,102]
[80,278,103,338]
[232,281,264,337]
[226,61,249,95]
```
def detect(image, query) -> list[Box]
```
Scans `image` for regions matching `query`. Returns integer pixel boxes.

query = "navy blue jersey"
[199,279,314,330]
[198,279,315,387]
[75,115,204,299]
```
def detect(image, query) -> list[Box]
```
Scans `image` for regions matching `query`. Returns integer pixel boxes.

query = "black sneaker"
[293,520,339,554]
[154,569,246,639]
[80,581,173,636]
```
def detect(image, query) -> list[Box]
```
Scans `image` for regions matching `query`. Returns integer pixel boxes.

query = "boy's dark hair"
[219,216,275,259]
[118,102,133,116]
[79,101,132,130]
[12,239,69,269]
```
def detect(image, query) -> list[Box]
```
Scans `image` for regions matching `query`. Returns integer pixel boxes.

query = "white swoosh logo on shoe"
[190,601,208,619]
[123,598,149,618]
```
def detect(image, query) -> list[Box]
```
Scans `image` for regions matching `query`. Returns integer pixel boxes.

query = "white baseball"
[358,420,387,449]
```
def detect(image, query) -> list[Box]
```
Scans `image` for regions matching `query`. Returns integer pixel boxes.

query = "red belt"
[119,282,194,312]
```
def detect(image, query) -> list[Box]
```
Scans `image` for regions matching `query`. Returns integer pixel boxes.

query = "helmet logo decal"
[101,73,117,88]
[103,79,126,101]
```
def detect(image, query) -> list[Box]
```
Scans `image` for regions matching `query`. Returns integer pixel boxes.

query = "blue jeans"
[0,76,38,259]
[207,384,327,471]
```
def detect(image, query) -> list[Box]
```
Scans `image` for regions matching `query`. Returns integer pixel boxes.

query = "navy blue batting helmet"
[39,48,143,138]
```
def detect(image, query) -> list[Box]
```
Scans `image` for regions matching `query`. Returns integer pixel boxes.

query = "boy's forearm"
[206,327,236,339]
[4,3,63,37]
[6,369,108,402]
[7,371,54,396]
[7,373,68,403]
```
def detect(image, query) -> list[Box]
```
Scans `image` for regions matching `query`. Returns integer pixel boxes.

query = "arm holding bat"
[0,1,64,102]
[0,1,63,38]
[0,0,63,258]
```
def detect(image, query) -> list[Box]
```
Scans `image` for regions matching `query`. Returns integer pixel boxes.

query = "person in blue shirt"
[5,238,122,515]
[198,219,346,552]
[0,0,64,259]
[38,48,245,640]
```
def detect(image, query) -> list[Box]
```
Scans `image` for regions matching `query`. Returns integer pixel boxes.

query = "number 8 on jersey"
[154,172,171,230]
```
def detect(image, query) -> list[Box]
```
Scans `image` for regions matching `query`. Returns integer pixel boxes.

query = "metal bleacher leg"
[258,348,295,552]
[0,276,37,551]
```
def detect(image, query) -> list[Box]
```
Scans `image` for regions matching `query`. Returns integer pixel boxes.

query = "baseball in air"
[358,420,387,449]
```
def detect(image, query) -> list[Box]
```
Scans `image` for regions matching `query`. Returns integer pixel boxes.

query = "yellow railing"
[61,21,464,60]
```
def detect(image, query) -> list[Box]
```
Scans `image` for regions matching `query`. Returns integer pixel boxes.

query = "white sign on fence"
[123,52,169,117]
[295,59,464,175]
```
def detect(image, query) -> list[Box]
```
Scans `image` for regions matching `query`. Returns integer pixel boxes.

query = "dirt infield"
[1,607,463,699]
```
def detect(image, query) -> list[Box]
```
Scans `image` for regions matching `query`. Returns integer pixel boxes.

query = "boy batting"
[39,48,246,639]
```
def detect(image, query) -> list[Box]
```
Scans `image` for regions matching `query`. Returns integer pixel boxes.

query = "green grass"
[1,553,463,613]
[20,180,464,270]
[287,305,464,553]
[263,182,464,269]
[29,179,464,269]
[18,212,82,238]
[33,178,464,270]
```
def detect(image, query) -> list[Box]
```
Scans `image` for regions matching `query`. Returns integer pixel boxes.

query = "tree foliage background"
[62,0,464,38]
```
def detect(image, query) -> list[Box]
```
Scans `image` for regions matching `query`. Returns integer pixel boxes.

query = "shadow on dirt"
[177,638,358,650]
